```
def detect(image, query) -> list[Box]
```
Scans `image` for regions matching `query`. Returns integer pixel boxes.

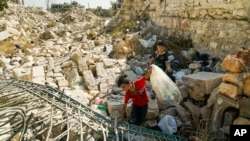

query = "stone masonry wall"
[115,0,250,58]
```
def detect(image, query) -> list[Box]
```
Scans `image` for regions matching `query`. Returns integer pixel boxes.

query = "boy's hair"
[157,40,165,47]
[117,74,130,87]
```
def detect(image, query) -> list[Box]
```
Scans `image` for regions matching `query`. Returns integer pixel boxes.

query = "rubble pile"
[0,2,249,141]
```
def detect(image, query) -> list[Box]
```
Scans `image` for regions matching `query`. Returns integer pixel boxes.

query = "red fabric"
[124,77,149,106]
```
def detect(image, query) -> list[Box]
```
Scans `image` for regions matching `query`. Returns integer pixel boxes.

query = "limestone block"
[61,60,73,68]
[182,72,224,101]
[243,76,250,97]
[6,27,21,36]
[32,77,45,85]
[96,62,107,78]
[218,82,241,99]
[82,70,98,90]
[57,79,68,87]
[64,90,89,105]
[13,68,32,81]
[106,68,118,84]
[233,116,250,125]
[77,58,88,73]
[99,83,108,93]
[0,31,11,41]
[88,64,96,74]
[222,73,241,86]
[32,66,45,77]
[47,63,54,72]
[103,58,117,68]
[54,73,64,77]
[92,55,101,62]
[221,55,245,73]
[86,59,94,66]
[71,52,82,63]
[53,65,62,73]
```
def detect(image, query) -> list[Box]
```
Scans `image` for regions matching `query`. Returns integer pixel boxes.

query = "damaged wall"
[112,0,250,58]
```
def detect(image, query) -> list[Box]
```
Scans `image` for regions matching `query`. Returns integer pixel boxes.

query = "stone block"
[211,94,239,132]
[32,66,45,77]
[96,62,107,78]
[243,77,250,97]
[13,68,32,81]
[32,77,45,85]
[61,60,73,68]
[103,58,117,68]
[221,55,245,73]
[54,73,64,77]
[182,72,224,101]
[92,54,101,62]
[53,65,62,73]
[218,82,241,99]
[77,58,88,73]
[222,72,241,86]
[82,70,98,90]
[57,79,68,87]
[0,31,11,41]
[99,82,108,93]
[71,52,82,63]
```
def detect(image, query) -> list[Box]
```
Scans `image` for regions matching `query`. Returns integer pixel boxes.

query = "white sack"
[150,64,181,106]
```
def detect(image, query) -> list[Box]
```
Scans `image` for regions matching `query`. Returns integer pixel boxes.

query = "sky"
[24,0,112,9]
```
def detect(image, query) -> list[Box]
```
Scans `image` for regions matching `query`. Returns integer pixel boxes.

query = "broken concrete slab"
[182,72,224,101]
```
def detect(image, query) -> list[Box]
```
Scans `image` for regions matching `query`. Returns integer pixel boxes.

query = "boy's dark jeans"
[130,104,148,126]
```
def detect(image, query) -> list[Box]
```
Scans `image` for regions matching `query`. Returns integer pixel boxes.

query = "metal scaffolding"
[0,79,188,141]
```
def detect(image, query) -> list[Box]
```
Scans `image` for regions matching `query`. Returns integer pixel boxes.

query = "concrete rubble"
[0,2,250,141]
